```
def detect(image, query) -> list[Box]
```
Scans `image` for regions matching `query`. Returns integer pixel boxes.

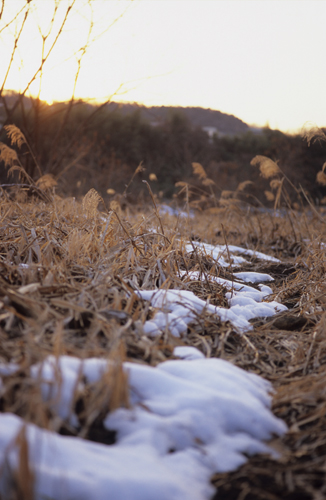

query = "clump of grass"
[82,187,105,218]
[1,125,43,180]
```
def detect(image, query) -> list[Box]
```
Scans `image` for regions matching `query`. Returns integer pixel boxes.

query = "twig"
[190,240,213,295]
[142,180,167,239]
[303,330,317,375]
[112,209,144,256]
[221,223,234,296]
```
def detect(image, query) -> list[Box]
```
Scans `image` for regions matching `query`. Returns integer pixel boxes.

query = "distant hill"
[107,102,251,137]
[1,90,253,137]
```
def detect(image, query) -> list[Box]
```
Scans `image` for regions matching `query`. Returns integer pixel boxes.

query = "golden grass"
[4,125,27,150]
[251,155,281,179]
[36,174,58,190]
[0,172,326,498]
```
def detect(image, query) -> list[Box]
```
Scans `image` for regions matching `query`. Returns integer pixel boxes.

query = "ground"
[0,189,325,499]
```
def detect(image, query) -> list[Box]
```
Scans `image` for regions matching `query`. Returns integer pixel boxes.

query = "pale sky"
[1,0,326,133]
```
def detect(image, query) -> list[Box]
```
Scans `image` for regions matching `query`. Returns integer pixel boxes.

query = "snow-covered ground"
[0,349,287,500]
[137,241,287,337]
[0,241,288,499]
[185,241,281,267]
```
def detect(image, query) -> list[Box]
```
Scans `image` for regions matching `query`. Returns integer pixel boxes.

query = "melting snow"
[137,288,253,334]
[233,271,274,283]
[173,346,205,360]
[137,275,286,337]
[0,242,289,499]
[0,352,287,500]
[179,270,274,300]
[134,242,286,338]
[185,241,281,267]
[159,204,194,218]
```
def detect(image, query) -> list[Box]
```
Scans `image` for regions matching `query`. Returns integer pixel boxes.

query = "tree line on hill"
[0,95,325,208]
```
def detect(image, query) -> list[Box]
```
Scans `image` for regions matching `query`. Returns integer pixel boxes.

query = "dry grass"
[0,180,326,498]
[251,155,281,179]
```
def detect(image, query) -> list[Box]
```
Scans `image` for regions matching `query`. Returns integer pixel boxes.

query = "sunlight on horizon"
[1,0,326,134]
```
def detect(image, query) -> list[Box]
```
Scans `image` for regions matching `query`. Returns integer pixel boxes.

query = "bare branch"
[1,0,134,182]
[90,0,134,43]
[0,0,5,21]
[48,0,95,164]
[0,9,29,96]
[49,84,124,176]
[0,0,30,34]
[5,0,76,119]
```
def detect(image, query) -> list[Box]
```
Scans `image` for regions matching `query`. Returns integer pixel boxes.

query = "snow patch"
[186,241,281,266]
[0,353,287,500]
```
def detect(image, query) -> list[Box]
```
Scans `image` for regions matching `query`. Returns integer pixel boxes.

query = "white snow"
[134,241,285,338]
[0,352,287,500]
[137,288,253,334]
[30,355,109,425]
[173,346,205,360]
[0,413,213,500]
[233,271,274,283]
[0,362,20,377]
[179,270,273,300]
[137,275,286,337]
[159,204,194,218]
[185,241,281,266]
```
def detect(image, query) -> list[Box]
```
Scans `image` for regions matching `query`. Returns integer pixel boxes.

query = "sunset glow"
[1,0,326,133]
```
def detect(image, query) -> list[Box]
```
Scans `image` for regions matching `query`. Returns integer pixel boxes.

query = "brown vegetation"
[0,156,325,497]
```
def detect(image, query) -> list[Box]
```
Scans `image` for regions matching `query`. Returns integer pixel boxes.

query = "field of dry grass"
[0,179,326,499]
[1,123,326,499]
